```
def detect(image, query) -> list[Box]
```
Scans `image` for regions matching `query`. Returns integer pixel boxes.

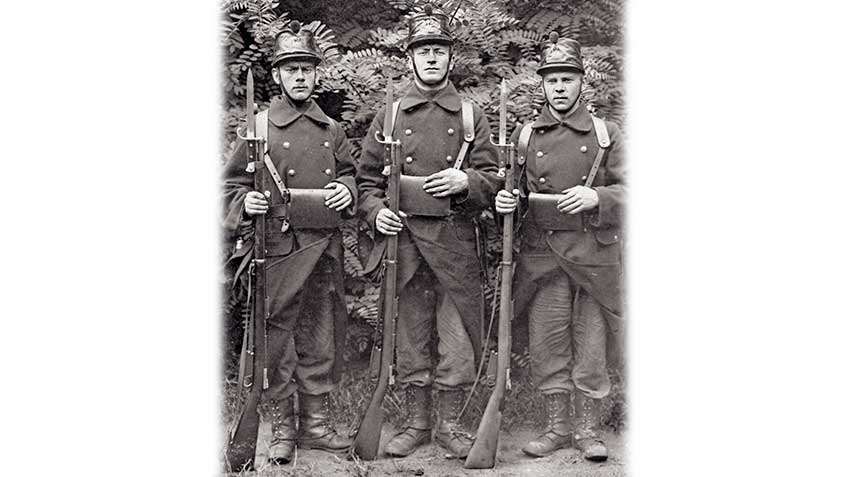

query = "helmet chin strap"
[411,51,451,89]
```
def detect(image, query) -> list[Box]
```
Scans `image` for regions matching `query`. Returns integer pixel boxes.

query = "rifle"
[465,80,514,469]
[352,78,401,461]
[225,69,269,471]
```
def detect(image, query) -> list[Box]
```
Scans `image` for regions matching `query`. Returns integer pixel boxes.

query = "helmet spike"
[290,20,301,34]
[549,31,559,44]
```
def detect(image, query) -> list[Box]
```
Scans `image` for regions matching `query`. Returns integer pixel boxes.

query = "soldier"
[495,33,625,462]
[356,5,501,459]
[222,21,356,465]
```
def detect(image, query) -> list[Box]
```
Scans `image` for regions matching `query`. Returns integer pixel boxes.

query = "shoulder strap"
[452,100,475,169]
[584,116,610,187]
[516,122,534,166]
[591,115,610,148]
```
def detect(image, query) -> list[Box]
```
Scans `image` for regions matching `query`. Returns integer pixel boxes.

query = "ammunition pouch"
[527,192,584,231]
[267,188,342,230]
[399,174,450,217]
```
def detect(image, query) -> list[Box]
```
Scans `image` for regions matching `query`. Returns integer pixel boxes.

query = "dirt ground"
[225,420,626,476]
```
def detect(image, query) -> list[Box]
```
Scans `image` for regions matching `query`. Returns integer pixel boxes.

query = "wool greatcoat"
[357,82,501,390]
[510,103,625,399]
[223,95,357,401]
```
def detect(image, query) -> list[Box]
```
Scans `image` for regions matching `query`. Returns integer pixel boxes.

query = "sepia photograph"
[219,1,626,474]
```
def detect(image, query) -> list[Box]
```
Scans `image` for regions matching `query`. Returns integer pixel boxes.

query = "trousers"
[522,251,611,399]
[263,255,338,402]
[394,242,477,390]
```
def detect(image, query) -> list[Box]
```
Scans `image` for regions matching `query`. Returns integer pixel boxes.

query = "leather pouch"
[399,174,450,217]
[289,188,342,229]
[528,192,584,231]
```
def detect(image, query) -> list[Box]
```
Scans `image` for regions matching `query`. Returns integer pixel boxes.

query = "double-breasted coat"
[511,104,625,321]
[223,95,357,392]
[356,82,501,371]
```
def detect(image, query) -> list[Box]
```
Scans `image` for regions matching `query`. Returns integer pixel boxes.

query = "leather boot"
[573,392,608,462]
[434,390,474,459]
[385,385,432,457]
[267,398,296,465]
[522,392,573,457]
[297,393,352,453]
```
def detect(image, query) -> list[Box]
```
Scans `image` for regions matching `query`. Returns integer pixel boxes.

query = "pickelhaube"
[406,4,453,50]
[272,21,322,67]
[536,32,584,75]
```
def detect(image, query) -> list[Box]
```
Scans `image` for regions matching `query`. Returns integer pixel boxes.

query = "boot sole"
[297,443,351,453]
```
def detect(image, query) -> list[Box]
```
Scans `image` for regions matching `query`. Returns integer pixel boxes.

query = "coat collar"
[532,102,593,132]
[399,81,462,112]
[267,95,331,128]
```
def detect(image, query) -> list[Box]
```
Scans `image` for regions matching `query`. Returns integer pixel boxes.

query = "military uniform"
[355,5,501,459]
[509,34,624,462]
[223,21,355,464]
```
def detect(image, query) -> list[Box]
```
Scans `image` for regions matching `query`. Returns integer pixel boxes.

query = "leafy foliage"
[221,0,625,371]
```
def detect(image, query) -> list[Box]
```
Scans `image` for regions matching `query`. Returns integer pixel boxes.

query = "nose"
[554,81,564,92]
[294,68,305,81]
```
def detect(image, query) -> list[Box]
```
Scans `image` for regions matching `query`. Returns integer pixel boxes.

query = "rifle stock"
[352,78,400,461]
[225,69,268,471]
[465,80,514,469]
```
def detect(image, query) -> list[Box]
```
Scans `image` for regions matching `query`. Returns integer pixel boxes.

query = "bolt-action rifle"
[225,69,270,471]
[465,80,514,469]
[352,78,401,461]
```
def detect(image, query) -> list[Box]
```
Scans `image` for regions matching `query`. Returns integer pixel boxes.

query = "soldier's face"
[273,60,317,102]
[542,71,583,113]
[410,44,452,85]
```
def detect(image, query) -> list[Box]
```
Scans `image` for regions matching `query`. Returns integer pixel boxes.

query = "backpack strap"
[516,121,534,166]
[584,116,610,187]
[452,100,475,169]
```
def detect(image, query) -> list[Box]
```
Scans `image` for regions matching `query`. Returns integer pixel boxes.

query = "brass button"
[547,230,554,235]
[324,168,332,176]
[282,141,290,149]
[405,156,413,164]
[581,175,587,181]
[614,234,619,240]
[447,128,455,135]
[539,177,546,184]
[536,151,544,157]
[580,145,588,153]
[323,141,330,148]
[404,128,412,136]
[446,155,453,162]
[287,169,296,176]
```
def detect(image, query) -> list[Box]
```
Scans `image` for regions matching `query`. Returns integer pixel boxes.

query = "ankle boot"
[297,393,352,453]
[573,392,608,462]
[434,389,474,459]
[385,385,432,457]
[267,398,296,465]
[522,392,573,457]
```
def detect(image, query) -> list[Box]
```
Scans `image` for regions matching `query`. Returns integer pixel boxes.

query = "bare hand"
[324,182,353,211]
[244,191,269,216]
[495,189,519,215]
[423,168,468,197]
[557,186,599,214]
[375,208,408,235]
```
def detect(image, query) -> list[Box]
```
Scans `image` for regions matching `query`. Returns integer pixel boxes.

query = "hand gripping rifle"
[465,80,514,469]
[225,69,270,471]
[352,78,401,461]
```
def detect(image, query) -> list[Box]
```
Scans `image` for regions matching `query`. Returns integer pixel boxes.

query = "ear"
[405,55,413,71]
[271,67,281,85]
